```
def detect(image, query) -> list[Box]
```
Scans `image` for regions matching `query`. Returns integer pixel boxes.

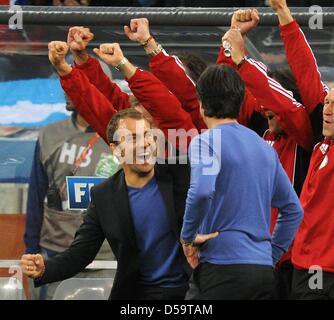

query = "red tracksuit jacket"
[292,138,334,272]
[281,21,334,272]
[60,57,197,152]
[217,46,313,265]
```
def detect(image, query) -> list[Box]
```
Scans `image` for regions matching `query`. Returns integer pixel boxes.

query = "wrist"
[55,62,72,77]
[180,239,194,247]
[139,34,153,46]
[72,50,89,65]
[276,8,294,25]
[236,55,248,69]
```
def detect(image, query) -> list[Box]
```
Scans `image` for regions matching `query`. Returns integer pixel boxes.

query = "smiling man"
[291,88,334,300]
[20,108,215,300]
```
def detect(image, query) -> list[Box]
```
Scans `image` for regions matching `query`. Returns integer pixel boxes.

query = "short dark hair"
[196,64,245,119]
[106,108,153,144]
[172,51,208,83]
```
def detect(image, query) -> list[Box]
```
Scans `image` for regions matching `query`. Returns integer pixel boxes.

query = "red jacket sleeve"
[280,20,328,113]
[216,46,262,127]
[149,50,207,131]
[127,68,198,153]
[74,56,130,111]
[239,58,313,152]
[60,68,116,144]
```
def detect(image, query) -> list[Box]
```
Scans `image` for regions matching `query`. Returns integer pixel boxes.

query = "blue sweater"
[181,123,303,266]
[128,177,188,287]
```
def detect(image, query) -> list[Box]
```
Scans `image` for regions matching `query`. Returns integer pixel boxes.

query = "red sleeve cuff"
[279,19,299,36]
[59,67,77,80]
[74,56,98,70]
[125,68,141,83]
[149,50,167,64]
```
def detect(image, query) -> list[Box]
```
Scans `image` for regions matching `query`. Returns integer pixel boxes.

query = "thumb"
[124,25,132,37]
[34,254,43,265]
[93,48,102,58]
[251,9,260,22]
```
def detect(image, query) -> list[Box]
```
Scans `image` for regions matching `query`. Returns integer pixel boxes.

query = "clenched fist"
[67,26,94,52]
[231,9,260,36]
[20,254,45,278]
[124,18,151,44]
[93,43,125,67]
[48,41,69,67]
[269,0,288,11]
[48,41,72,76]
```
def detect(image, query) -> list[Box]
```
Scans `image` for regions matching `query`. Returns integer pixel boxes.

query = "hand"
[222,29,246,66]
[269,0,288,11]
[20,254,45,278]
[182,232,219,269]
[231,9,260,36]
[48,41,69,67]
[93,43,125,67]
[269,0,293,25]
[124,18,151,44]
[67,26,94,53]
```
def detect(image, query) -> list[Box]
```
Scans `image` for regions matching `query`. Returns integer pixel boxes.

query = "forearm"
[149,50,205,130]
[239,58,313,151]
[280,20,328,112]
[60,68,116,143]
[74,55,130,111]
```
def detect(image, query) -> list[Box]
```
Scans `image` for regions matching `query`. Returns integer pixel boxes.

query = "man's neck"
[123,167,155,189]
[205,117,238,129]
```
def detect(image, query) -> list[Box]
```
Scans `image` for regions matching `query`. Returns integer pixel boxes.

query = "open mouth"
[324,120,331,125]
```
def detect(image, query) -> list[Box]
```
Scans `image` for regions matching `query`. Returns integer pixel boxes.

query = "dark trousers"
[193,263,275,300]
[274,261,294,300]
[292,268,334,300]
[135,284,189,300]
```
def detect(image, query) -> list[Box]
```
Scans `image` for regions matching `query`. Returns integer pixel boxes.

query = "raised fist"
[67,26,94,52]
[231,9,260,36]
[20,254,45,278]
[124,18,151,44]
[93,43,125,67]
[48,41,69,67]
[269,0,288,11]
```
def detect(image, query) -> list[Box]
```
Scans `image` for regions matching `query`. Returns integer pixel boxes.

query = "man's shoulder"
[91,169,124,195]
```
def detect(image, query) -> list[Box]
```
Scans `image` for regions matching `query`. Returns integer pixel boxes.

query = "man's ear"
[199,100,205,118]
[110,143,120,159]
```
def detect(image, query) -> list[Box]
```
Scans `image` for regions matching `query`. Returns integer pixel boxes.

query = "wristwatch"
[237,55,248,69]
[147,43,163,57]
[115,57,129,71]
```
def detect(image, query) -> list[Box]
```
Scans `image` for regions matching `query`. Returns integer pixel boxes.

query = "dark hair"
[196,64,245,119]
[268,67,302,104]
[171,51,208,83]
[106,108,153,144]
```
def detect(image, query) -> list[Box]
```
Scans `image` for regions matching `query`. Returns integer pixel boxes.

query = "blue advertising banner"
[66,176,106,210]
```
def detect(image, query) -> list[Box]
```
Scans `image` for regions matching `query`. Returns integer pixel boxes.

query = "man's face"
[265,110,283,136]
[111,117,157,176]
[323,88,334,140]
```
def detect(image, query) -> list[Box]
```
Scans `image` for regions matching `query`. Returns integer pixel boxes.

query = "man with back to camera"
[180,62,304,299]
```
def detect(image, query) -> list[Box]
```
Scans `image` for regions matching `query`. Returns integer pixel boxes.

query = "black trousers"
[135,283,189,300]
[193,263,275,300]
[274,261,294,300]
[292,268,334,300]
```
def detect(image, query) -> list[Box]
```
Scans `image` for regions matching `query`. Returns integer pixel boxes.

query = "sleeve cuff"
[125,67,141,83]
[74,56,97,70]
[279,19,299,36]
